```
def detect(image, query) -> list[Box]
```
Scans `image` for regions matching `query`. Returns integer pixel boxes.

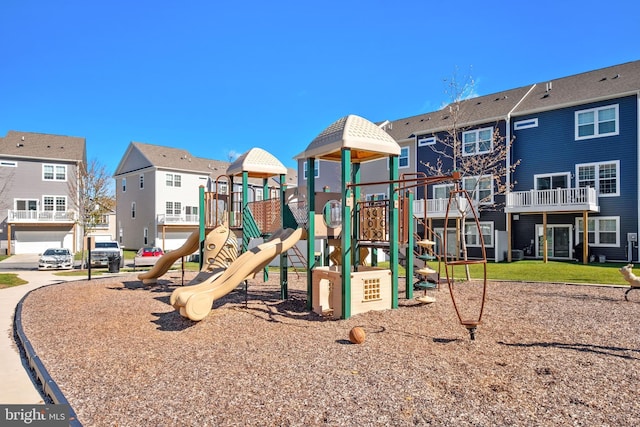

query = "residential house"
[113,142,297,251]
[299,60,640,263]
[0,131,86,254]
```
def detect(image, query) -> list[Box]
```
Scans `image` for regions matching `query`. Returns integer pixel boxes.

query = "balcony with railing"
[156,214,199,225]
[505,187,599,214]
[7,209,77,223]
[412,197,472,219]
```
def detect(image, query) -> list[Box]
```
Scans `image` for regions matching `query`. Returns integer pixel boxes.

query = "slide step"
[416,267,437,275]
[414,281,437,290]
[417,239,436,247]
[416,254,437,261]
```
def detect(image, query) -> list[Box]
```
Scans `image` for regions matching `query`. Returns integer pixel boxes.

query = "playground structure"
[141,147,308,321]
[299,114,488,339]
[138,117,487,337]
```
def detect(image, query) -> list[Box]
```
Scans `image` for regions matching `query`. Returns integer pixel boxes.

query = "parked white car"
[38,248,74,270]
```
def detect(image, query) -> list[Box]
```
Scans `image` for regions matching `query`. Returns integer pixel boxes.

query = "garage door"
[14,231,72,254]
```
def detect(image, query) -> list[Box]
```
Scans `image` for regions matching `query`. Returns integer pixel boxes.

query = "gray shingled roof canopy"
[0,130,86,163]
[126,142,230,176]
[298,115,401,162]
[226,147,287,179]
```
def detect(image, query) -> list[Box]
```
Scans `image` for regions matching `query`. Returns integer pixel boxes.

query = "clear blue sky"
[1,0,639,176]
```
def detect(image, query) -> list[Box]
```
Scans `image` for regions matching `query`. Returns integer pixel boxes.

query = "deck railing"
[8,210,76,223]
[505,187,599,213]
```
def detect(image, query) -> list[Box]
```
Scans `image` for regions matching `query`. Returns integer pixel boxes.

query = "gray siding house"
[0,131,86,254]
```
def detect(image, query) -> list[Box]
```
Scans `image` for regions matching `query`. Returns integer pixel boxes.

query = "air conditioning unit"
[511,249,524,261]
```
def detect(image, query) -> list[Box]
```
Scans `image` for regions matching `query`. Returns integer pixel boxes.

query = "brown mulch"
[20,272,640,426]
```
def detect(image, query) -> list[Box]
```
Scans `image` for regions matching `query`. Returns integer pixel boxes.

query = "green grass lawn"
[0,273,29,288]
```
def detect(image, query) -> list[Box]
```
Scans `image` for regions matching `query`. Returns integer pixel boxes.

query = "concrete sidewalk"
[0,267,79,404]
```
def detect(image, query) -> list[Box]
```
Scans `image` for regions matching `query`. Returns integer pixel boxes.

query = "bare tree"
[69,158,115,267]
[422,70,520,276]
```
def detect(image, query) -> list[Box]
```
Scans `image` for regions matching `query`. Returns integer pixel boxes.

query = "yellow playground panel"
[312,266,392,319]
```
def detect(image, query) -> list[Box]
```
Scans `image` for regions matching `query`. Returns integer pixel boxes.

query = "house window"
[462,127,493,156]
[417,136,436,147]
[365,193,386,201]
[534,173,570,190]
[166,173,182,187]
[514,118,538,130]
[1,160,17,167]
[576,161,619,196]
[576,216,619,247]
[131,202,136,219]
[139,174,144,189]
[16,199,37,211]
[464,221,494,247]
[43,164,66,181]
[122,178,126,192]
[166,201,182,216]
[433,184,455,199]
[575,104,619,140]
[463,175,493,204]
[43,196,66,211]
[143,228,148,245]
[219,183,228,194]
[388,147,410,169]
[303,160,319,180]
[185,206,198,221]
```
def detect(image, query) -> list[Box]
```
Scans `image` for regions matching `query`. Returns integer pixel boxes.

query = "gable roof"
[512,60,640,115]
[383,85,535,142]
[0,130,86,163]
[114,142,229,177]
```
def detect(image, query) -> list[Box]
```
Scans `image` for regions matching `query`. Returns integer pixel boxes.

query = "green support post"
[263,177,269,282]
[279,174,288,299]
[352,163,361,266]
[389,155,399,309]
[306,158,316,310]
[199,185,205,270]
[341,149,352,319]
[406,190,414,299]
[242,171,249,252]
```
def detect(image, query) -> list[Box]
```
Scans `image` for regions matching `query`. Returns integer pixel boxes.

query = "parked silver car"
[38,248,74,270]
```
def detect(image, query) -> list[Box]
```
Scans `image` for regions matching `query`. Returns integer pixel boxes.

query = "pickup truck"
[90,241,124,267]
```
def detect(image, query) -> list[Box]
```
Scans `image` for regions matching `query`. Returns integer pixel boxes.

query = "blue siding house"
[381,60,640,263]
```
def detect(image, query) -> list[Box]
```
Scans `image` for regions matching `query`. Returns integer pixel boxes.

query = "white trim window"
[534,172,570,190]
[576,161,619,196]
[43,164,66,181]
[122,178,126,192]
[433,183,455,199]
[143,228,148,246]
[465,221,494,247]
[514,118,538,130]
[575,216,619,247]
[166,201,182,216]
[463,175,493,204]
[43,196,66,211]
[303,160,320,180]
[575,104,619,140]
[387,147,410,169]
[131,202,136,219]
[462,127,493,156]
[139,174,144,189]
[1,160,17,167]
[417,136,436,147]
[166,173,182,187]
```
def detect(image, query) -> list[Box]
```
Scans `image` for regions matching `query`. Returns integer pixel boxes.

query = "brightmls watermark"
[0,405,70,426]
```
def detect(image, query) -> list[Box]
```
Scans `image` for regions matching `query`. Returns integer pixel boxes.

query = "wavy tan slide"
[171,228,305,321]
[138,225,235,285]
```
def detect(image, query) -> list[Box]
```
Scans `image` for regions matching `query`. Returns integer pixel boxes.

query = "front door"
[536,224,571,259]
